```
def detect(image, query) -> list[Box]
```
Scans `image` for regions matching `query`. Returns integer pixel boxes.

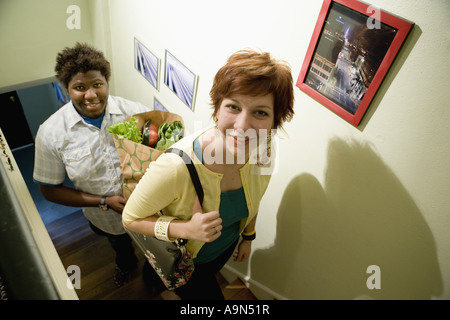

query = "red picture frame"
[296,0,413,126]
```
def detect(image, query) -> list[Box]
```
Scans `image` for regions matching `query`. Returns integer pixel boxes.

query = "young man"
[33,43,149,287]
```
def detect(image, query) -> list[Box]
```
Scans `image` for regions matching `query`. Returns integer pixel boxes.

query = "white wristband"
[154,216,177,241]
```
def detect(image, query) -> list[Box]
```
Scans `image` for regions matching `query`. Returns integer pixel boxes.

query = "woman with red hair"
[123,49,295,299]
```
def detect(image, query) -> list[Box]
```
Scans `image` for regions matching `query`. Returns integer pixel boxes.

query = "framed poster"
[154,97,168,112]
[164,50,198,111]
[296,0,413,126]
[135,38,160,90]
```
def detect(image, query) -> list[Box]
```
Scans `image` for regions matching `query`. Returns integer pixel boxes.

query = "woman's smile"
[227,131,256,147]
[216,93,274,161]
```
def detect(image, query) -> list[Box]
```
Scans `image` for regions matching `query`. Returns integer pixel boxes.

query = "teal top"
[192,138,248,264]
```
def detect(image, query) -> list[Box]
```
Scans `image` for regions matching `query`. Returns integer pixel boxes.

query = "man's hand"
[105,195,127,214]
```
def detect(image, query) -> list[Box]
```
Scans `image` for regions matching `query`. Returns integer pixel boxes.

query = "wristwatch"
[98,196,109,211]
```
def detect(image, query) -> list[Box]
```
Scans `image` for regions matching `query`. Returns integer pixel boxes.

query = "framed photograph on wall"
[135,38,160,90]
[296,0,413,126]
[164,50,198,111]
[154,97,168,112]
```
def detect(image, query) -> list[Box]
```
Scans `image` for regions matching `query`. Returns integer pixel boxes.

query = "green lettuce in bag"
[107,117,142,143]
[155,121,184,150]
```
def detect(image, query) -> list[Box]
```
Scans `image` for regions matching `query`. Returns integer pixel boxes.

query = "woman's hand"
[126,196,223,241]
[233,239,252,262]
[185,195,222,243]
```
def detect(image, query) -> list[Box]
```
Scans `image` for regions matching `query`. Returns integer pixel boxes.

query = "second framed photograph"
[154,97,168,112]
[164,50,198,111]
[135,38,160,90]
[296,0,413,126]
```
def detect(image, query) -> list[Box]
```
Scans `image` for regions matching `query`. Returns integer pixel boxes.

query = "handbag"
[124,148,203,290]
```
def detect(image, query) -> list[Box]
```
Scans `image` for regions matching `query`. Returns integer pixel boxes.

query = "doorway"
[0,91,34,150]
[1,82,77,225]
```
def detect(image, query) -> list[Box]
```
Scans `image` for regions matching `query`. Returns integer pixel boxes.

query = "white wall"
[105,0,450,300]
[2,0,449,300]
[0,0,93,90]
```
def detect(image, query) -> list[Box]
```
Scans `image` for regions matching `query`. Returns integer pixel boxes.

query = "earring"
[256,130,272,166]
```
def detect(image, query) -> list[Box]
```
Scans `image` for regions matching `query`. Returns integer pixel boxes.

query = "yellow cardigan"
[122,128,272,258]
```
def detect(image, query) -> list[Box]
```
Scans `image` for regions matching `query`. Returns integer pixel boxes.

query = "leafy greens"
[154,121,184,150]
[108,118,184,150]
[107,117,142,143]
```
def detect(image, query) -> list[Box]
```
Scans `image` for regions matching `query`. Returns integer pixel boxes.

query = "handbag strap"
[166,148,204,206]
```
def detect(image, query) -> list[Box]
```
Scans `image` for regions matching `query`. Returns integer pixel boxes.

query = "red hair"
[210,50,294,129]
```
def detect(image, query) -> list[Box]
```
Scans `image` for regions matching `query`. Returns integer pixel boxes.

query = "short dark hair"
[55,42,111,88]
[210,49,294,129]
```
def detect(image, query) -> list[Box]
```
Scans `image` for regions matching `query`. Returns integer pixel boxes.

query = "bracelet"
[242,230,256,241]
[242,230,256,236]
[154,216,177,242]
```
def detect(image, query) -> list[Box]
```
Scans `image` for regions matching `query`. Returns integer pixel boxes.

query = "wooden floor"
[46,210,257,300]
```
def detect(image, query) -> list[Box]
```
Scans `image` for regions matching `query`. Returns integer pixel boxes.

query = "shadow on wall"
[250,138,442,299]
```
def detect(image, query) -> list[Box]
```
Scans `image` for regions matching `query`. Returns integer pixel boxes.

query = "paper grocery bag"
[112,110,184,199]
